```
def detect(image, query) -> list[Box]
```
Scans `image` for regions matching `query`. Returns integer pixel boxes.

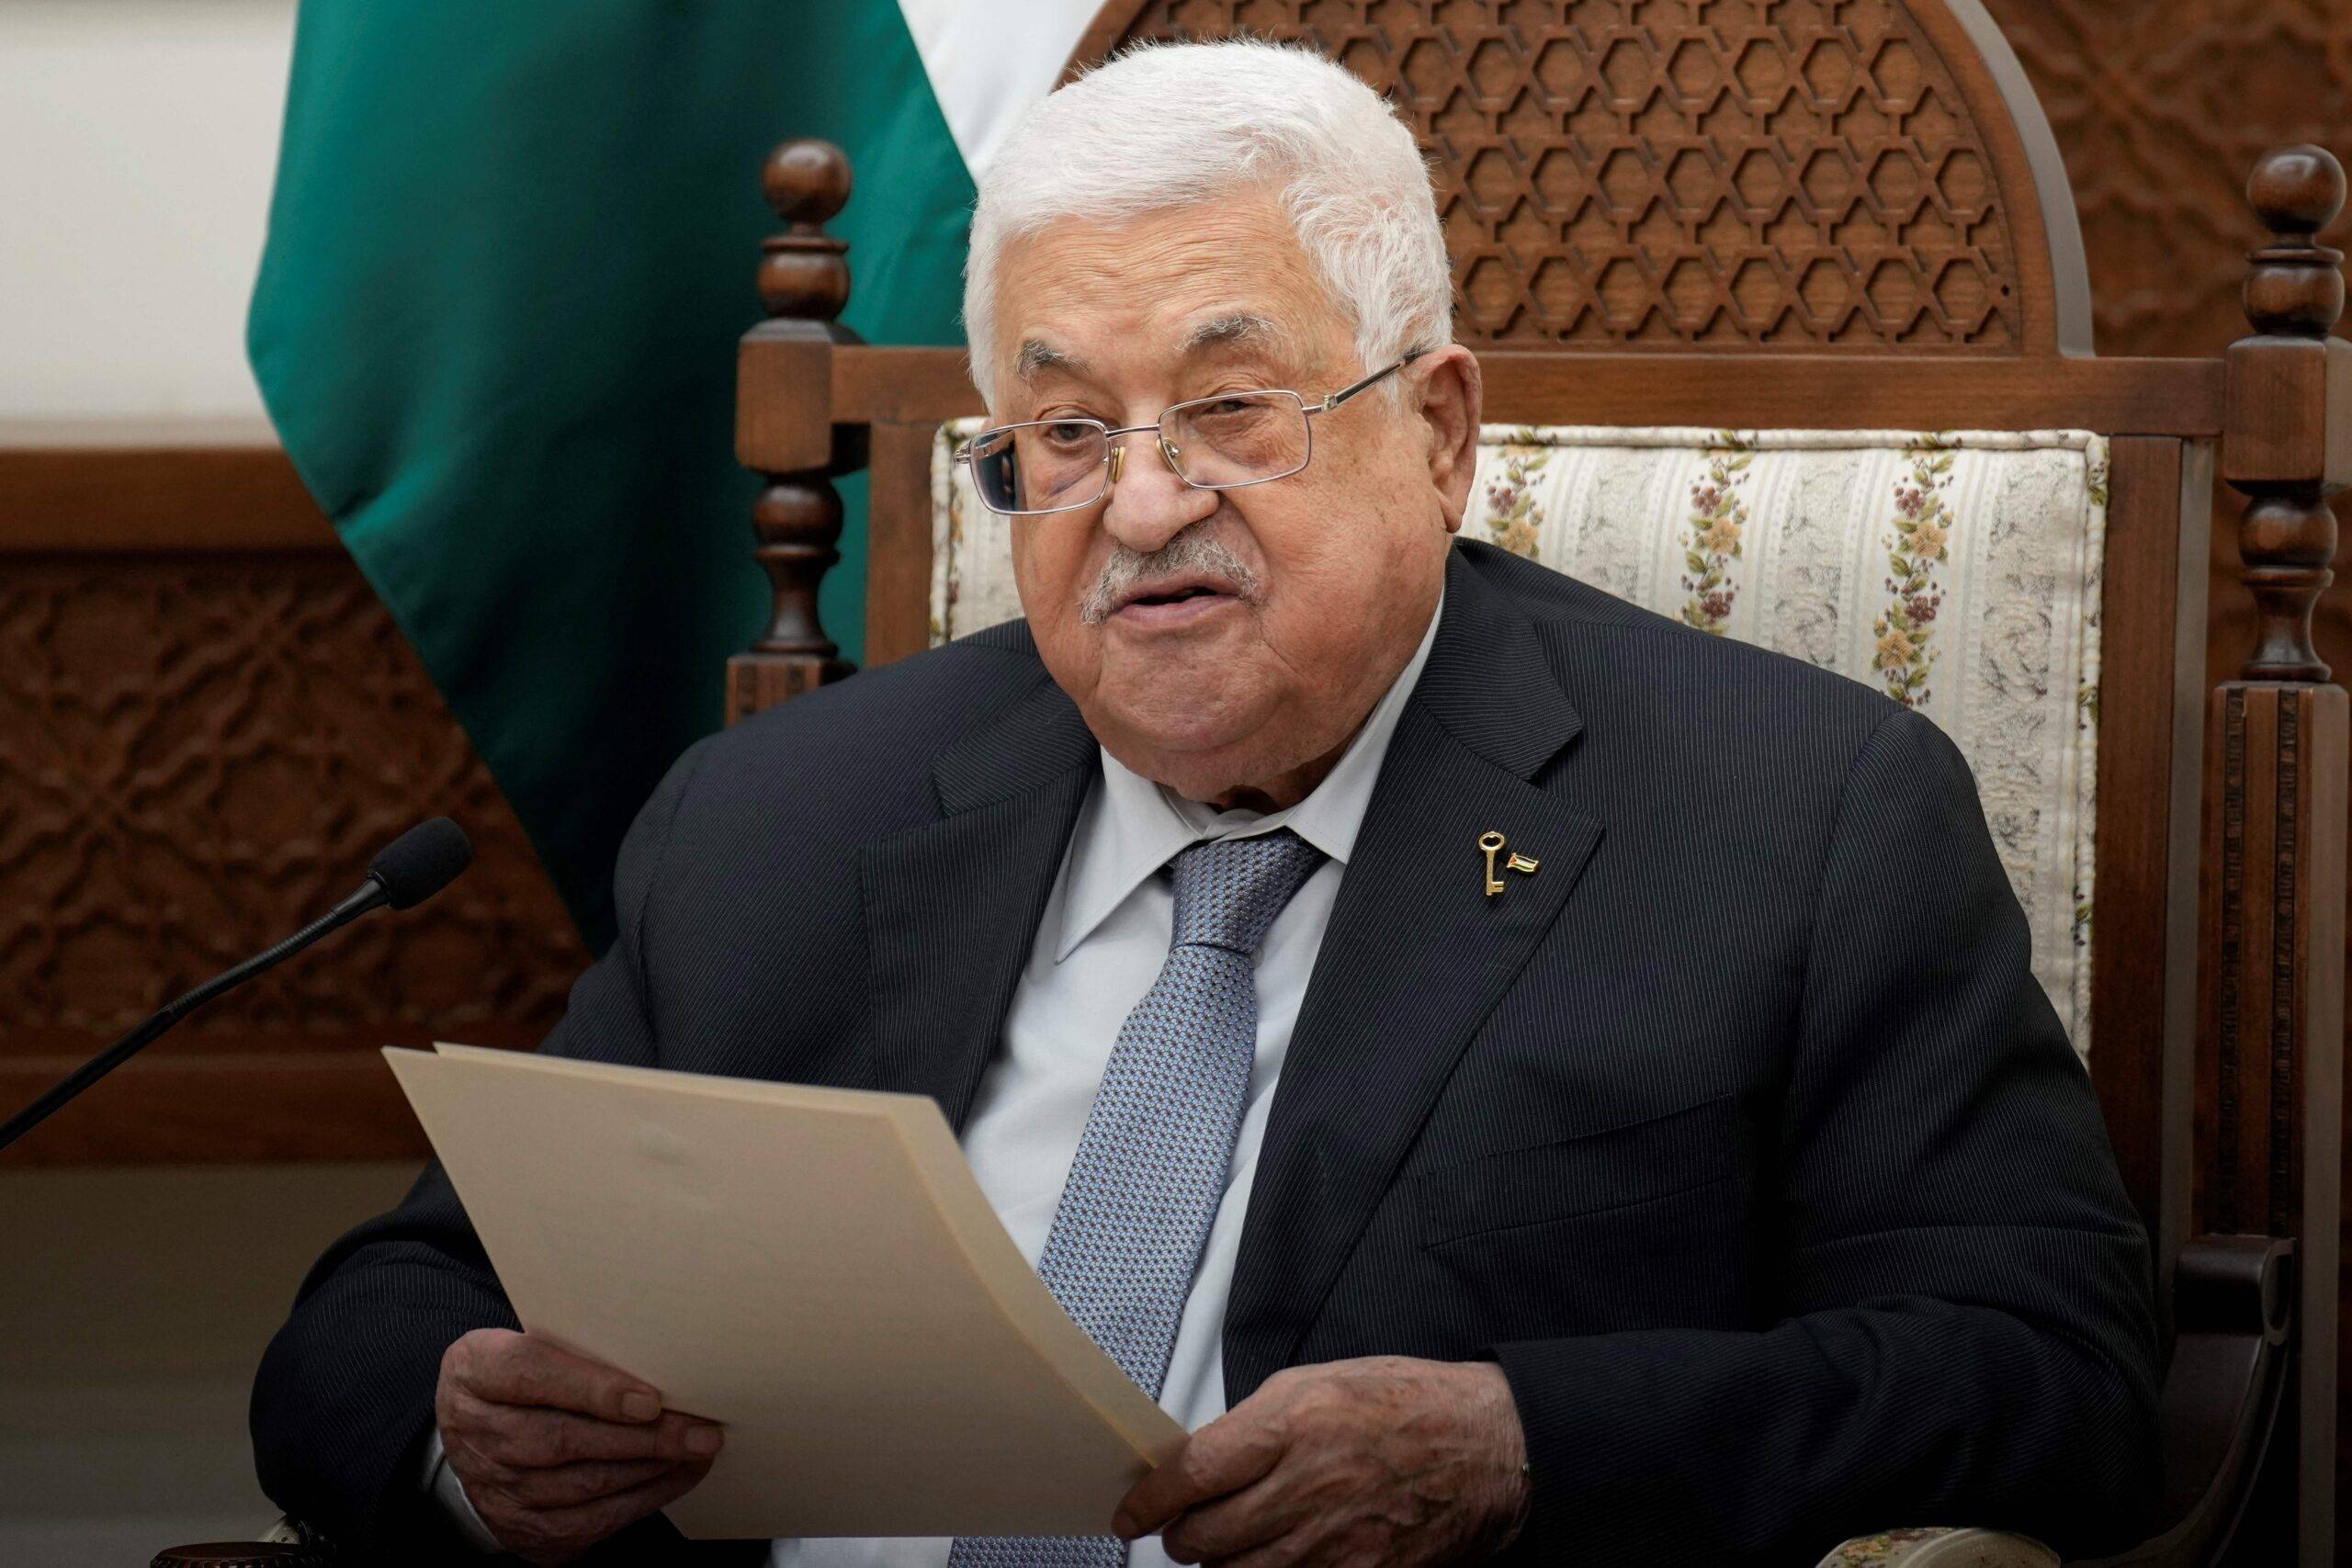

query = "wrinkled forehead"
[1010,310,1295,391]
[989,198,1353,397]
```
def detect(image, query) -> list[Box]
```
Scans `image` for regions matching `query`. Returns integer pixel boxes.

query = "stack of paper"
[386,1043,1187,1540]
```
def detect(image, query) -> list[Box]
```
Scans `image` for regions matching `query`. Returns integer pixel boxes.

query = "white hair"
[963,39,1453,410]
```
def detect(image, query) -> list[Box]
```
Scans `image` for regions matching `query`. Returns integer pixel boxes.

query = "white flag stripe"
[896,0,1102,186]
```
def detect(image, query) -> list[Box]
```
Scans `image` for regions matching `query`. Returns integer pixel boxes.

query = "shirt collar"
[1053,588,1445,963]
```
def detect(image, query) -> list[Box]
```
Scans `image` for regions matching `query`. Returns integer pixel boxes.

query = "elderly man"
[252,39,2161,1568]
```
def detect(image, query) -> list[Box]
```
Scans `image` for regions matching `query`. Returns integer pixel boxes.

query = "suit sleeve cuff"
[1486,1335,1706,1557]
[419,1426,508,1554]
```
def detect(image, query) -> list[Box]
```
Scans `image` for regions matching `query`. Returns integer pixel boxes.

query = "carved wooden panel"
[1099,0,2029,349]
[0,548,584,1147]
[1982,0,2350,360]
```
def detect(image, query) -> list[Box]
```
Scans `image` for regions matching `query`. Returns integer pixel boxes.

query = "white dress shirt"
[431,593,1441,1562]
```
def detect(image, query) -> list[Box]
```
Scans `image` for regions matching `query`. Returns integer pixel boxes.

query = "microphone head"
[369,818,474,910]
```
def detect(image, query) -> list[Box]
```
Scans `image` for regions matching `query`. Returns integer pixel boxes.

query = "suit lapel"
[1224,551,1604,1399]
[860,671,1097,1131]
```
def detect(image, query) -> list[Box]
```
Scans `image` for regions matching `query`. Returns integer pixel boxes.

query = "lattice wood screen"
[1108,0,2030,350]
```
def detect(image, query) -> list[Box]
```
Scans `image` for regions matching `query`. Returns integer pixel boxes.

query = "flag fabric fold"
[250,0,1095,946]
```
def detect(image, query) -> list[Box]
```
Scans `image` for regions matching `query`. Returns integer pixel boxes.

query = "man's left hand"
[1112,1355,1532,1566]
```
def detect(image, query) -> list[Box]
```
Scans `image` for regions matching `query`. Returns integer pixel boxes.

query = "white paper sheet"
[384,1043,1186,1540]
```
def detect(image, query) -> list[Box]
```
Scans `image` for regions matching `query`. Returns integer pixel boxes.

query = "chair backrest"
[725,3,2348,1554]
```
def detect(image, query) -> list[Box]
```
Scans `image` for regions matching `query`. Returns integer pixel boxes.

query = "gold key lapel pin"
[1477,830,1541,897]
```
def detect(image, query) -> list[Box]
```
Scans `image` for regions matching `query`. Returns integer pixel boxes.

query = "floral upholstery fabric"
[928,421,2108,1053]
[1826,1529,1958,1566]
[1815,1527,2060,1566]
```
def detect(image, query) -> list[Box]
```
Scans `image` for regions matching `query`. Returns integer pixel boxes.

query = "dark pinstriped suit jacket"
[252,540,2162,1564]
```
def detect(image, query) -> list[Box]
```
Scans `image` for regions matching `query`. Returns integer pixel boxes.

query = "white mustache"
[1079,526,1261,626]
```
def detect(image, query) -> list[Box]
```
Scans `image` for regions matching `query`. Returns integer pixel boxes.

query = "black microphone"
[0,817,474,1155]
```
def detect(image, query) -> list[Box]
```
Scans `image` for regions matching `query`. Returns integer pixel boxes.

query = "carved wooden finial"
[2245,144,2346,335]
[728,139,860,722]
[2223,143,2348,683]
[757,139,853,322]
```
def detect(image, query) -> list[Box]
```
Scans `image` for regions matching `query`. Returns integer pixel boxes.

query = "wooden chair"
[728,3,2347,1562]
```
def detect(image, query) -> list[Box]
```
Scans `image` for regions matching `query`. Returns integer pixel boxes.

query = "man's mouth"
[1127,584,1220,607]
[1077,523,1262,626]
[1110,575,1243,626]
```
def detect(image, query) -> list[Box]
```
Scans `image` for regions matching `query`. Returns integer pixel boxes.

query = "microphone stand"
[0,879,391,1156]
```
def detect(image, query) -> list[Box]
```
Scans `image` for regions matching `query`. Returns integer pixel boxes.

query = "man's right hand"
[435,1326,723,1564]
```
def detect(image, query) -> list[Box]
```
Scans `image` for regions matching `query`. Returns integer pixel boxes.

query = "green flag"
[249,3,1089,947]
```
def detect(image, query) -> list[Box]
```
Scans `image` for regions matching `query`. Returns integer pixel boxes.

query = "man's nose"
[1100,430,1217,553]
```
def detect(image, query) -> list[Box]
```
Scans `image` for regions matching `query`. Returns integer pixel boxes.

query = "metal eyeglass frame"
[952,347,1431,516]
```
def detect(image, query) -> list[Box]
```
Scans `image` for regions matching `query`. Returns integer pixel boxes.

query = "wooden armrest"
[2074,1235,2294,1567]
[1816,1527,2058,1566]
[2171,1234,2293,1340]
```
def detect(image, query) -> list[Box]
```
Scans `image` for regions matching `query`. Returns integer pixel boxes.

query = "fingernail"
[684,1424,723,1457]
[620,1391,661,1421]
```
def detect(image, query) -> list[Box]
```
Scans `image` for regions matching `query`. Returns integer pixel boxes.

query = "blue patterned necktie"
[948,828,1326,1567]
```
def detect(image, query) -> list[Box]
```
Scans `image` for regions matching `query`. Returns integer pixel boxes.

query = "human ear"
[1416,345,1483,535]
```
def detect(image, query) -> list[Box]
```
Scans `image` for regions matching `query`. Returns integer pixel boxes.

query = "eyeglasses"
[954,349,1430,516]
